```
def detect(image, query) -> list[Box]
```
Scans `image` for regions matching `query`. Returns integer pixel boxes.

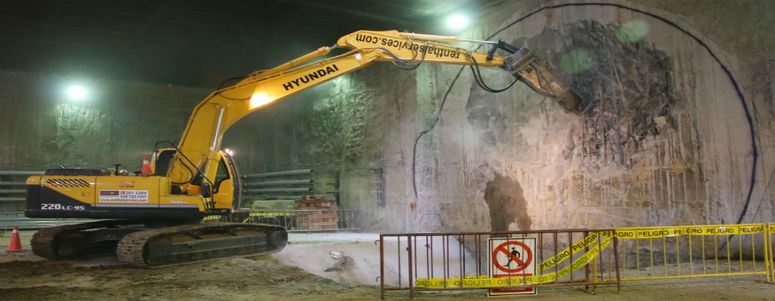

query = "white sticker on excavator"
[99,190,149,203]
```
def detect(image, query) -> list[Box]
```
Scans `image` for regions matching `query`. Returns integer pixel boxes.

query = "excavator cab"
[152,148,241,211]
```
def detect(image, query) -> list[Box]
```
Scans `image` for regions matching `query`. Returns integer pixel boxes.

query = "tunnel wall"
[231,0,774,232]
[0,72,211,171]
[0,73,217,211]
[407,0,775,233]
[398,0,774,232]
[418,2,772,230]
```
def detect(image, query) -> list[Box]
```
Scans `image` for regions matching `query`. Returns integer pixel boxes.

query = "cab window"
[213,159,230,192]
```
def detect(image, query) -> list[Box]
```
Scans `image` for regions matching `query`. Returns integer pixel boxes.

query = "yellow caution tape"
[537,230,613,272]
[416,236,612,289]
[535,224,766,275]
[615,224,765,239]
[249,212,299,217]
[240,212,299,223]
[416,222,773,290]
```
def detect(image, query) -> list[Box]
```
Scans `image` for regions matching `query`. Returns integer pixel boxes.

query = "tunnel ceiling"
[0,0,501,88]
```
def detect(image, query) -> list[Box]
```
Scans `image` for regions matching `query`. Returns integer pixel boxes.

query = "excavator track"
[31,220,136,259]
[116,222,287,266]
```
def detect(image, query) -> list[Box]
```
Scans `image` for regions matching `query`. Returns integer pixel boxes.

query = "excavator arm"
[164,30,579,197]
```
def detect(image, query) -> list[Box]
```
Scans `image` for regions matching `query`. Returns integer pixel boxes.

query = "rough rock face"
[528,19,678,168]
[469,19,678,169]
[461,17,690,231]
[434,1,771,233]
[309,75,374,163]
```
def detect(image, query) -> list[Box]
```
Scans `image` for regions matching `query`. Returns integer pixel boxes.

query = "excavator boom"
[169,30,578,190]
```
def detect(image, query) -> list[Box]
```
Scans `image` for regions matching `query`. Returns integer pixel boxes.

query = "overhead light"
[445,14,469,31]
[249,92,273,109]
[64,83,89,101]
[224,148,235,156]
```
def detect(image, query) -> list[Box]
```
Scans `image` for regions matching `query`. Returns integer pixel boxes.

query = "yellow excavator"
[24,30,579,266]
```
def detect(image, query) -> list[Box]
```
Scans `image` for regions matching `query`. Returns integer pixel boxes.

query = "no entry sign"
[492,240,533,273]
[488,238,537,296]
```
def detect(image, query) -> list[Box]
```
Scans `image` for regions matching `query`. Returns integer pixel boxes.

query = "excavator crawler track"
[31,220,136,259]
[116,222,287,266]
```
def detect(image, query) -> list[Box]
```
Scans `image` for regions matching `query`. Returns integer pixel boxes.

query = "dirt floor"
[0,254,378,301]
[0,231,773,300]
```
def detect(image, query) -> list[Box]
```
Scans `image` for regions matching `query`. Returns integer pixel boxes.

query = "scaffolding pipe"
[243,187,312,194]
[0,218,95,230]
[0,181,26,186]
[247,195,306,200]
[242,179,313,187]
[242,169,313,179]
[0,171,42,176]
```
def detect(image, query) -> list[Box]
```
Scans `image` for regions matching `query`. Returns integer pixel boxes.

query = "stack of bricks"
[296,196,338,230]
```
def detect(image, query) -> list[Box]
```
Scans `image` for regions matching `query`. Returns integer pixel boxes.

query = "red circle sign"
[492,241,533,273]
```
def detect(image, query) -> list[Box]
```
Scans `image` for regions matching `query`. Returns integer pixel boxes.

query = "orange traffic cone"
[141,156,153,176]
[6,226,22,253]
